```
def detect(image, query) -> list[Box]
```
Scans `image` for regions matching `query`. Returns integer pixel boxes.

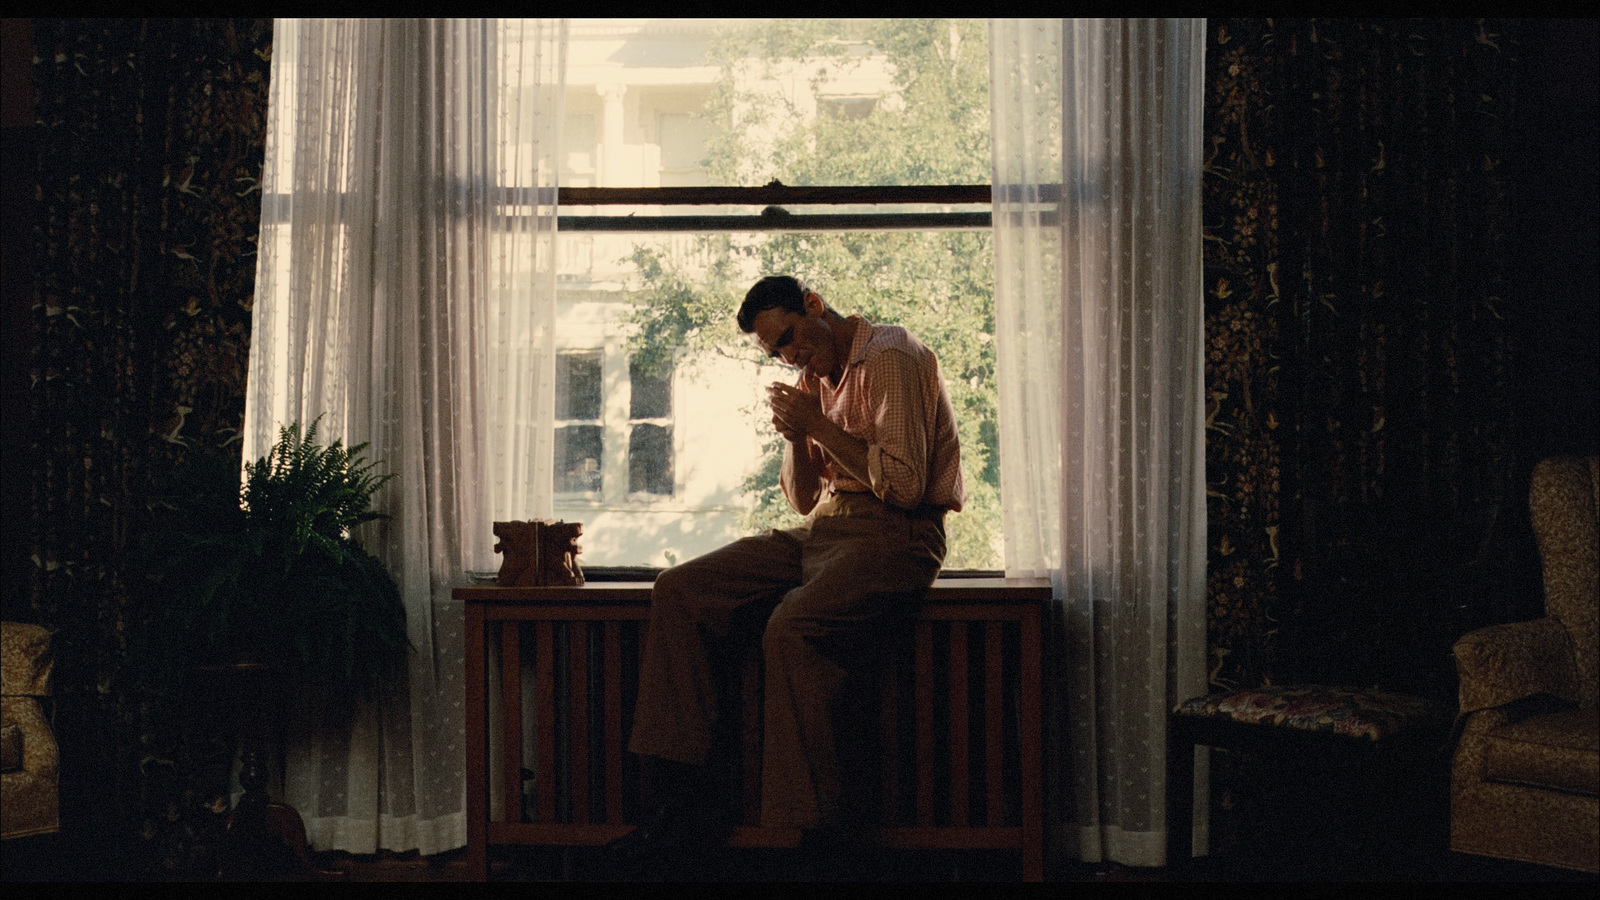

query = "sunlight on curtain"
[244,18,564,855]
[991,18,1207,867]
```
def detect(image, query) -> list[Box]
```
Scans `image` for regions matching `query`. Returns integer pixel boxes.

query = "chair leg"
[1167,719,1197,873]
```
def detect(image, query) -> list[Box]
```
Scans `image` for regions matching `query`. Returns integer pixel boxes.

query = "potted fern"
[134,420,410,704]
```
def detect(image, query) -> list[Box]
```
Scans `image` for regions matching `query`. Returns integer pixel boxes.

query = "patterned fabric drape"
[28,18,271,875]
[1201,19,1524,698]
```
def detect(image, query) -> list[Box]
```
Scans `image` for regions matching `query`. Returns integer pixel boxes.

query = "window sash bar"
[558,212,994,232]
[559,184,994,206]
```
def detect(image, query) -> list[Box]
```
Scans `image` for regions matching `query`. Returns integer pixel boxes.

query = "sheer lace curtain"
[244,18,564,854]
[991,19,1207,867]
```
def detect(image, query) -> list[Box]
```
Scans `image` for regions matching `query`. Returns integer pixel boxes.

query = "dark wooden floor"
[4,758,1595,886]
[314,844,1600,883]
[4,832,1595,882]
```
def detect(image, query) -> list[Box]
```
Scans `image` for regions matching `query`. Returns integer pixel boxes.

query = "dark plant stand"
[209,663,344,881]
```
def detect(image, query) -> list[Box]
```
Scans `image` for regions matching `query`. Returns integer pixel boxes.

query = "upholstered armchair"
[1451,456,1599,873]
[2,622,59,841]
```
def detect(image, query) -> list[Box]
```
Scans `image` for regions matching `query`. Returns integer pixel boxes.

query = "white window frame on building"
[552,340,679,505]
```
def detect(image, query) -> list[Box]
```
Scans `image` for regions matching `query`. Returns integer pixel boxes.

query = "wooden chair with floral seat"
[1166,683,1443,875]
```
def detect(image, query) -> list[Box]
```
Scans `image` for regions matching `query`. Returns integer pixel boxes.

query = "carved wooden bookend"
[540,520,585,586]
[492,521,539,587]
[493,520,584,587]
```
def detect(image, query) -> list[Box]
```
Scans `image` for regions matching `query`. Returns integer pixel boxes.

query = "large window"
[557,19,997,570]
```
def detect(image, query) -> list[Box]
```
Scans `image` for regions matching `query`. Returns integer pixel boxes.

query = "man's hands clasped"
[767,381,823,443]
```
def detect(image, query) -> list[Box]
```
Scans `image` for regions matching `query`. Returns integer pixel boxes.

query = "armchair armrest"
[1453,617,1580,716]
[1,623,55,697]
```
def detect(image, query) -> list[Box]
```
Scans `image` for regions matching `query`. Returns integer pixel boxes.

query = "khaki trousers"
[627,491,947,827]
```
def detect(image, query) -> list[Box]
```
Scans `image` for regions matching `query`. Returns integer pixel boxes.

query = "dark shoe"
[792,825,875,881]
[605,779,731,879]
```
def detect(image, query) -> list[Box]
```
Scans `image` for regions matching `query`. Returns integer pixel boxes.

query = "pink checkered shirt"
[795,315,965,512]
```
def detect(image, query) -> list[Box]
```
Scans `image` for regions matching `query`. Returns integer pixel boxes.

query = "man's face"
[750,295,837,381]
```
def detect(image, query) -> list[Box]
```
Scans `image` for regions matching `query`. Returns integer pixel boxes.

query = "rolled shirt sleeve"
[863,349,931,508]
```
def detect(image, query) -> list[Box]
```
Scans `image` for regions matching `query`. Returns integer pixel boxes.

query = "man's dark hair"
[737,275,809,333]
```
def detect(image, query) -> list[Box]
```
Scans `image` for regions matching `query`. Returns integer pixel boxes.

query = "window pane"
[629,424,674,495]
[819,97,877,121]
[658,112,715,187]
[555,424,603,493]
[630,357,672,420]
[556,350,602,420]
[563,112,597,187]
[556,227,999,571]
[565,18,989,188]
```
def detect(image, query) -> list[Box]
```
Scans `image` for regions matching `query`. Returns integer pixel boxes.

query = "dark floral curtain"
[27,18,270,875]
[1203,19,1536,700]
[1201,19,1286,693]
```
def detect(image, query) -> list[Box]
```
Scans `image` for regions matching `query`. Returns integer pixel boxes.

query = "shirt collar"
[844,314,873,368]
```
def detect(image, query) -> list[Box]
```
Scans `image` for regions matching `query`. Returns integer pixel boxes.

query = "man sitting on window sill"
[608,275,965,873]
